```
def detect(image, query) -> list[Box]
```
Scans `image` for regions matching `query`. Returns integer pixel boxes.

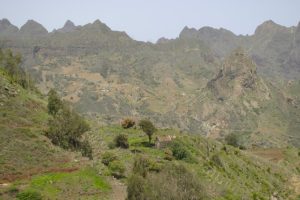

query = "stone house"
[155,135,176,149]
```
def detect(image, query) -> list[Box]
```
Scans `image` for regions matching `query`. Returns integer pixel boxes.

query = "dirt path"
[109,177,127,200]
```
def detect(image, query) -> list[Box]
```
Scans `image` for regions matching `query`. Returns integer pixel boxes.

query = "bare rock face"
[207,48,258,99]
[20,20,48,35]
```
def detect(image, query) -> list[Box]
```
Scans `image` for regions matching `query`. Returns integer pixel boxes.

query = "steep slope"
[196,48,299,147]
[0,68,112,200]
[0,69,72,182]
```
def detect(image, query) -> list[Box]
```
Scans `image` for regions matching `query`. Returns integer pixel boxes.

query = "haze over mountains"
[0,18,299,148]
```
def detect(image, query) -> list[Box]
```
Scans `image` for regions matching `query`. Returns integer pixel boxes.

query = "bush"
[127,174,147,200]
[47,89,63,116]
[169,140,191,161]
[0,49,34,89]
[102,151,118,166]
[80,140,93,160]
[164,148,173,161]
[121,118,135,129]
[16,190,42,200]
[46,101,92,158]
[139,119,156,143]
[108,160,126,178]
[114,134,129,149]
[133,156,151,177]
[127,163,206,200]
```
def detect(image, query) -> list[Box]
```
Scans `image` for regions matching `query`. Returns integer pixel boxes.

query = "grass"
[21,167,111,199]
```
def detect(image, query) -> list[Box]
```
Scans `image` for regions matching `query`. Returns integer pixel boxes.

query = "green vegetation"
[114,133,129,149]
[15,168,110,200]
[101,151,118,166]
[108,160,126,178]
[16,190,42,200]
[127,163,206,200]
[47,89,63,116]
[0,48,34,89]
[46,89,93,159]
[138,119,156,144]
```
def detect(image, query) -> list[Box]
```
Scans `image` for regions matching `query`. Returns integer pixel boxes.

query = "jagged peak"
[20,19,48,34]
[0,18,11,26]
[56,20,76,33]
[179,26,198,39]
[82,19,111,32]
[254,20,284,35]
[0,18,18,32]
[64,20,75,27]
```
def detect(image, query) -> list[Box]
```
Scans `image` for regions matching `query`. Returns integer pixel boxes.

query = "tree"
[139,119,156,144]
[114,134,129,149]
[47,89,63,116]
[46,102,92,159]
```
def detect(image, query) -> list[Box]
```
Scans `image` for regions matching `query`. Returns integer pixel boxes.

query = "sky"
[0,0,300,42]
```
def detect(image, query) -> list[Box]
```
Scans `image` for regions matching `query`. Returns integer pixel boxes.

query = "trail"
[109,177,127,200]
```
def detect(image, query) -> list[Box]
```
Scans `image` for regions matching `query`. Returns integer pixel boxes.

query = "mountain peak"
[0,18,11,26]
[0,18,18,33]
[20,20,48,35]
[179,26,198,39]
[254,20,283,35]
[56,20,76,33]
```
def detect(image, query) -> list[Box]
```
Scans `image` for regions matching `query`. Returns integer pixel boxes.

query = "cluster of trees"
[0,49,34,89]
[127,156,206,200]
[46,89,93,159]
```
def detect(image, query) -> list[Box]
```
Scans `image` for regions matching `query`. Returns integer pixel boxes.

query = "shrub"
[16,190,42,200]
[47,89,63,116]
[80,140,93,160]
[121,118,135,129]
[133,156,151,177]
[127,174,147,200]
[127,163,206,200]
[169,140,191,161]
[108,160,126,178]
[139,119,156,143]
[114,134,129,149]
[164,148,173,161]
[46,101,92,158]
[102,151,118,166]
[0,49,34,89]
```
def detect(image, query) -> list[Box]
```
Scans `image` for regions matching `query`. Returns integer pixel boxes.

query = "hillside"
[0,65,111,199]
[0,61,299,199]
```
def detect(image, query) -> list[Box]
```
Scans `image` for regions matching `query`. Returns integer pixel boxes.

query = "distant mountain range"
[0,18,299,148]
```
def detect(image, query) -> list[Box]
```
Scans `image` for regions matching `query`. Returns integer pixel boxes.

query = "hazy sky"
[0,0,299,42]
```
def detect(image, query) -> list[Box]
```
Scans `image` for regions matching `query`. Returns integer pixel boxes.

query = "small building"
[155,135,176,149]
